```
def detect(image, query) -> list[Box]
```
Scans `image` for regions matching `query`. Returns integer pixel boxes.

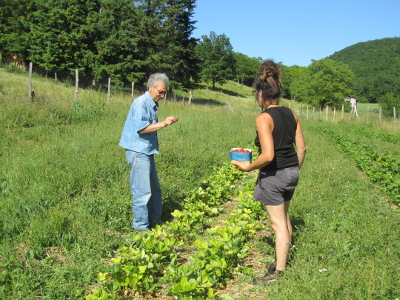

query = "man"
[119,73,178,231]
[350,97,359,117]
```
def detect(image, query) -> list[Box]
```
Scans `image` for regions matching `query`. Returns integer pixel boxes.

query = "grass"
[269,122,400,299]
[0,69,260,299]
[0,67,399,299]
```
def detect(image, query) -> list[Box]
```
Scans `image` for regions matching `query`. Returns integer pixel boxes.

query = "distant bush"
[4,64,26,74]
[378,93,399,118]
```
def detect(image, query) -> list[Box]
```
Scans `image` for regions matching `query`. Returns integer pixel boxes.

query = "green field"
[0,69,399,299]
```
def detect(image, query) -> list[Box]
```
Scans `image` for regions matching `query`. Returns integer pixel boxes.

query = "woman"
[232,60,306,285]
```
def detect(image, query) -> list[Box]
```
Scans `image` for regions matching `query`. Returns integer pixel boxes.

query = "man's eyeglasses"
[153,86,167,95]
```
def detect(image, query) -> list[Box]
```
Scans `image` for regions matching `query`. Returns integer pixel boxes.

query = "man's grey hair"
[147,73,169,89]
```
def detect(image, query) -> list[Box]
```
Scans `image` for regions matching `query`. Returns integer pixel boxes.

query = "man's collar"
[145,91,158,108]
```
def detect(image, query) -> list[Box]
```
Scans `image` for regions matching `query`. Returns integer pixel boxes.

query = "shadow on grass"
[161,194,185,222]
[207,86,249,98]
[191,98,225,106]
[164,96,224,106]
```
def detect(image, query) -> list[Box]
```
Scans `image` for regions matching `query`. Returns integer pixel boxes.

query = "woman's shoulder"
[256,111,273,123]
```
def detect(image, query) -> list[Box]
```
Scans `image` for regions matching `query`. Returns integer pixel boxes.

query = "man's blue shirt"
[119,92,159,155]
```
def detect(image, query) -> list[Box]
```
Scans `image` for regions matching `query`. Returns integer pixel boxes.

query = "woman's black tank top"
[254,106,299,171]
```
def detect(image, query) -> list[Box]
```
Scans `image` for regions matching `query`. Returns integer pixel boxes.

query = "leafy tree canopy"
[234,53,262,86]
[0,0,199,89]
[0,0,36,60]
[281,65,308,100]
[291,59,355,108]
[195,31,236,88]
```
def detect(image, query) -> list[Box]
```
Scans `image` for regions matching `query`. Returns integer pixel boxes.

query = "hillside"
[327,37,400,102]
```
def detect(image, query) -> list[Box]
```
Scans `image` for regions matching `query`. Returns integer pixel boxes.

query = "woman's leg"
[265,201,292,271]
[284,200,293,249]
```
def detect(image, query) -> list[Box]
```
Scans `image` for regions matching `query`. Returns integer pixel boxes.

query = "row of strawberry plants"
[313,127,400,205]
[85,155,263,299]
[349,126,400,144]
[159,178,264,300]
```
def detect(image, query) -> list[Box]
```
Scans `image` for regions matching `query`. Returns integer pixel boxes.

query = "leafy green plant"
[314,126,400,204]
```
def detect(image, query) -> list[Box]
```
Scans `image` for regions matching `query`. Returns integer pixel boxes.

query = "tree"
[281,65,307,100]
[291,59,355,109]
[0,0,36,64]
[28,0,101,73]
[195,31,236,88]
[234,53,262,86]
[132,0,200,89]
[87,0,142,84]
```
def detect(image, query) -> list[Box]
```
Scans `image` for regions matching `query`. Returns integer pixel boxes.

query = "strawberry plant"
[314,127,400,204]
[85,151,265,299]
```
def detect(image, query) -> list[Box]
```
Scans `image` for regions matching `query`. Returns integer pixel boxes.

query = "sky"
[192,0,400,67]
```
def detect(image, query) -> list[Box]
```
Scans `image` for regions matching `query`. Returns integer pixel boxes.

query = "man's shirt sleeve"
[134,101,151,133]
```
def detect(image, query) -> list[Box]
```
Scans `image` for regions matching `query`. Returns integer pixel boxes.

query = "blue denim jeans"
[125,150,162,230]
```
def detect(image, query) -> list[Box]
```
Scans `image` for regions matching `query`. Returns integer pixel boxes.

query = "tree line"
[1,0,398,114]
[328,37,400,103]
[327,37,400,116]
[0,0,263,91]
[281,37,400,116]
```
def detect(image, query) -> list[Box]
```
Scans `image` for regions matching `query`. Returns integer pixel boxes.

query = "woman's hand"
[231,161,250,172]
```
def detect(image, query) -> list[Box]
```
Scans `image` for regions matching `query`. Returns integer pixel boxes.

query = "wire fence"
[21,63,400,130]
[288,102,398,130]
[26,64,195,104]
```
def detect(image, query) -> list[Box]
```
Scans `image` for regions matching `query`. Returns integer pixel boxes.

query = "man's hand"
[164,116,179,126]
[139,117,179,134]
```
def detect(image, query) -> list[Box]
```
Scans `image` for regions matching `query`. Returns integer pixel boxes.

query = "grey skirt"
[253,166,299,206]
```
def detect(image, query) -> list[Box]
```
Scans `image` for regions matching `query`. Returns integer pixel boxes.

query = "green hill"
[327,37,400,103]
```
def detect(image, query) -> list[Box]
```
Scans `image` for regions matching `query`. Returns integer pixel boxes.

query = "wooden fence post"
[75,69,79,99]
[325,106,328,121]
[28,62,33,103]
[394,107,397,130]
[131,82,135,100]
[188,90,193,105]
[107,78,111,105]
[341,105,344,119]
